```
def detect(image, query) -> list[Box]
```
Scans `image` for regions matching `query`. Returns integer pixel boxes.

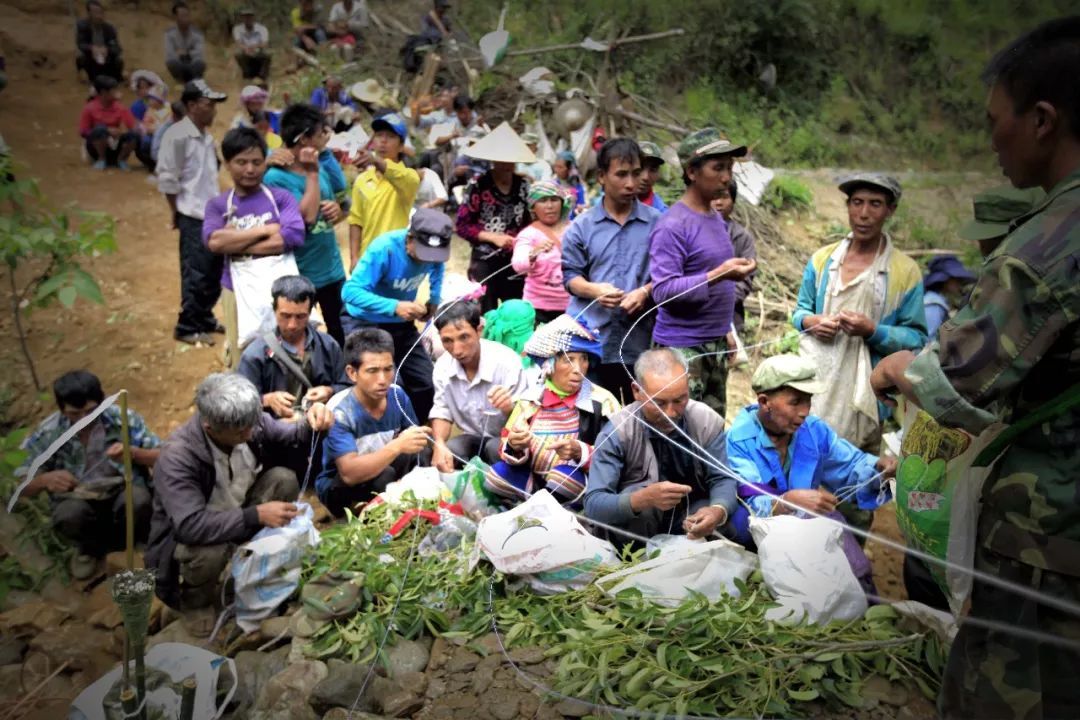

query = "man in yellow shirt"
[347,112,420,270]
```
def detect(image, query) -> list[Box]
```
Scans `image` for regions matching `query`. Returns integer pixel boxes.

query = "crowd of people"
[13,6,1080,718]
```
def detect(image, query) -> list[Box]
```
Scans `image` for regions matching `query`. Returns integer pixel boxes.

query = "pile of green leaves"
[300,502,945,716]
[300,502,495,664]
[0,429,74,605]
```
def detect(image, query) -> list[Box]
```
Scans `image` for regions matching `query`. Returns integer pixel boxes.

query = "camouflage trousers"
[939,543,1080,719]
[674,339,728,420]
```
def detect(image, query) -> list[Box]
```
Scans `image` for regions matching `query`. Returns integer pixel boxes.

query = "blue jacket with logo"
[341,228,444,325]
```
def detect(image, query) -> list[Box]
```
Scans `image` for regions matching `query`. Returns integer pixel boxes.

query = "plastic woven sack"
[477,490,618,593]
[68,643,237,720]
[750,515,867,624]
[232,502,320,632]
[895,399,1004,614]
[597,537,757,607]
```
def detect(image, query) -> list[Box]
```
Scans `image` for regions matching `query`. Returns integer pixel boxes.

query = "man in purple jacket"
[649,128,757,419]
[146,373,333,635]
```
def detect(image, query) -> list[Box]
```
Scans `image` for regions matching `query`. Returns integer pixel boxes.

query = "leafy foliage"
[301,499,946,716]
[763,175,814,214]
[0,167,115,387]
[0,429,74,605]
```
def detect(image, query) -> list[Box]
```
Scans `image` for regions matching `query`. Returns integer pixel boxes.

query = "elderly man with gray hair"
[583,347,738,545]
[146,372,333,634]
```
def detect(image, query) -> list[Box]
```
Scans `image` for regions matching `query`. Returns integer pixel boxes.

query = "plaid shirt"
[16,406,161,488]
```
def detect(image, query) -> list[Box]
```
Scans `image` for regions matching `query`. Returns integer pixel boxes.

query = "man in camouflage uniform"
[871,17,1080,719]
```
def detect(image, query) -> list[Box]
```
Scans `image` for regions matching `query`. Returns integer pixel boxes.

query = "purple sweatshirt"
[649,201,735,347]
[202,185,306,290]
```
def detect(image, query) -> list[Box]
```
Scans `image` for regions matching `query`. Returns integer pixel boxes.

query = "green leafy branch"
[0,168,116,389]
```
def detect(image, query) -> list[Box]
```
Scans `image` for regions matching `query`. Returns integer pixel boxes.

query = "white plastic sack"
[477,490,618,593]
[232,502,319,632]
[597,537,758,607]
[519,67,557,98]
[731,160,775,207]
[750,515,867,624]
[326,124,371,161]
[231,252,300,347]
[374,466,450,507]
[69,642,237,720]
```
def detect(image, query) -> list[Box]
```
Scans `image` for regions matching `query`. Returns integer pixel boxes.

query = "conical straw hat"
[462,122,536,163]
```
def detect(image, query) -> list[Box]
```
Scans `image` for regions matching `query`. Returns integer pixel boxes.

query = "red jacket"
[79,97,136,137]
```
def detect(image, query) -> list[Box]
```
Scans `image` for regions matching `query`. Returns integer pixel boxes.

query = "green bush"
[763,176,814,214]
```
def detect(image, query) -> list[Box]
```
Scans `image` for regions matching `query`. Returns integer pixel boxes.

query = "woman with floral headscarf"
[484,314,620,507]
[511,181,572,325]
[553,150,586,215]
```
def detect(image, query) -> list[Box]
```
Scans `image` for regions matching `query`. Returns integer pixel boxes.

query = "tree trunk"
[8,267,41,391]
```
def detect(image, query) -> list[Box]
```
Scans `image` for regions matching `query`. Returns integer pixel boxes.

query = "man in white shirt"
[156,79,228,345]
[414,167,448,211]
[232,8,270,80]
[428,301,531,471]
[329,0,368,39]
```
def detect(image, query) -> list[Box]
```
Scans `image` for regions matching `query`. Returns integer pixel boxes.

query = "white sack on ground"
[597,536,758,607]
[750,514,867,624]
[477,489,618,593]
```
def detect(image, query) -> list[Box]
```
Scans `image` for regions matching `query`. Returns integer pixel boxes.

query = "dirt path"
[0,1,233,436]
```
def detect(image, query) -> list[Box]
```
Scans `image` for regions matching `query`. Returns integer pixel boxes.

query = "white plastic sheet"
[69,642,237,720]
[750,515,867,624]
[477,490,618,593]
[731,160,775,207]
[232,502,320,632]
[597,536,758,607]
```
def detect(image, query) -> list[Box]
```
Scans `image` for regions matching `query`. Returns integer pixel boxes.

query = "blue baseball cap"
[372,113,407,142]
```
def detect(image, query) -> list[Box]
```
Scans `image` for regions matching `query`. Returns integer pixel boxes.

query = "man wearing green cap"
[649,128,757,419]
[725,354,895,592]
[958,184,1045,257]
[871,17,1080,718]
[637,141,668,213]
[792,171,926,452]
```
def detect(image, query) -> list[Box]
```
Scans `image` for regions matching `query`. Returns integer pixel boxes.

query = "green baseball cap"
[751,354,826,395]
[639,140,666,165]
[838,171,902,205]
[957,185,1045,242]
[677,127,746,168]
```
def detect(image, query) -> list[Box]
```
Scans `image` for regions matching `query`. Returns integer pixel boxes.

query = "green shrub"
[763,176,814,214]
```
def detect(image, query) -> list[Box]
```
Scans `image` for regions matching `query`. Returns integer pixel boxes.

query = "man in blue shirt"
[317,328,430,517]
[725,354,895,592]
[340,208,450,422]
[562,138,660,405]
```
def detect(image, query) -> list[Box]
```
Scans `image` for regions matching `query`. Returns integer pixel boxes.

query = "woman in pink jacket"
[511,181,572,325]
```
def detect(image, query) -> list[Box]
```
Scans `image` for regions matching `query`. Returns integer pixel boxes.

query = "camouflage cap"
[837,172,902,205]
[751,354,826,395]
[677,127,747,167]
[957,185,1045,241]
[639,140,666,165]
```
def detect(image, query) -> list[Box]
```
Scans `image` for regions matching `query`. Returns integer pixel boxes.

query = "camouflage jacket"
[905,167,1080,576]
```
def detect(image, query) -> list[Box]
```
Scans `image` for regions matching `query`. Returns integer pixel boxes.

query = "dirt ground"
[0,1,993,715]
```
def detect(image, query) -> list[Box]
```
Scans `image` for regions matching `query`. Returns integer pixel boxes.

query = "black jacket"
[76,19,122,57]
[145,412,310,606]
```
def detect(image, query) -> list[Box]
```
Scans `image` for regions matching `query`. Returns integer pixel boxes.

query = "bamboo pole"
[120,687,137,719]
[119,390,135,571]
[179,676,197,720]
